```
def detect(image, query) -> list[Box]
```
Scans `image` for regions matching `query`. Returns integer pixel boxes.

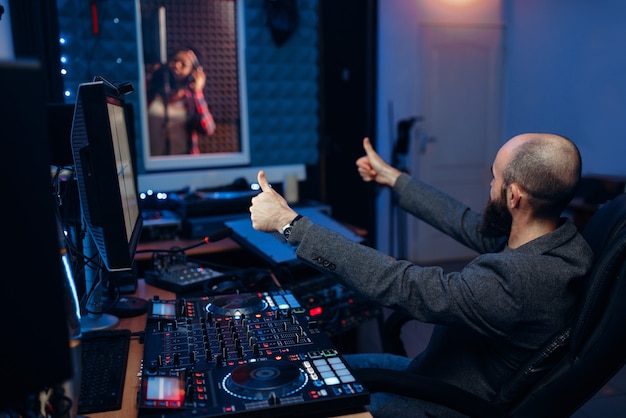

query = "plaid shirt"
[185,90,216,154]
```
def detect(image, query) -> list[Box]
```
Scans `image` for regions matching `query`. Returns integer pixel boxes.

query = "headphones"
[182,48,201,83]
[189,49,200,69]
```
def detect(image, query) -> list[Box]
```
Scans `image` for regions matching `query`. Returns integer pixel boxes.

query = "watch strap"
[282,214,303,240]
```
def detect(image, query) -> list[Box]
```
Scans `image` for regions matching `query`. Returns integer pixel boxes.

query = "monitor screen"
[71,79,143,272]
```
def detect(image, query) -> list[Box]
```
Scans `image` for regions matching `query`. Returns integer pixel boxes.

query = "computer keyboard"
[78,329,131,415]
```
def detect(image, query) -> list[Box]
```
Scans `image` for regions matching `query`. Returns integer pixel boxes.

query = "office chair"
[355,192,626,418]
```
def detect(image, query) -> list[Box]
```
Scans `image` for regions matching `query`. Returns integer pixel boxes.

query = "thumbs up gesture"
[250,170,298,233]
[356,137,402,187]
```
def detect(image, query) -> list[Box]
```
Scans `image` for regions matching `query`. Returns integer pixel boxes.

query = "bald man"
[249,133,593,418]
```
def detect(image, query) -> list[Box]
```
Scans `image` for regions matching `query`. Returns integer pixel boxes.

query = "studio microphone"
[206,227,234,243]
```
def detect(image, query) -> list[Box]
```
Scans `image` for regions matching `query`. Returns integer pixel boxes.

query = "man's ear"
[507,183,527,209]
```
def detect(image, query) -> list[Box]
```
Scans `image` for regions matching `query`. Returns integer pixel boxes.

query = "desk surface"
[135,237,241,261]
[89,279,372,418]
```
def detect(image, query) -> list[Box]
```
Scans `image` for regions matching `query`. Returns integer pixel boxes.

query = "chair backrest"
[497,193,626,417]
[580,193,626,257]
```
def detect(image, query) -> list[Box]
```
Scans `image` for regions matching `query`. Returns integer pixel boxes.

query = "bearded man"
[249,133,593,418]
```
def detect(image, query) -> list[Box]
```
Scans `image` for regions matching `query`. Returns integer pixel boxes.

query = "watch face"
[283,226,293,240]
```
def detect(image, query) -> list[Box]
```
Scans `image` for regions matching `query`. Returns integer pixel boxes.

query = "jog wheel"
[223,360,308,401]
[206,293,267,316]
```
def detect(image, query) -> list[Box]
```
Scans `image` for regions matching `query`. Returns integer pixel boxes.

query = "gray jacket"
[287,173,593,410]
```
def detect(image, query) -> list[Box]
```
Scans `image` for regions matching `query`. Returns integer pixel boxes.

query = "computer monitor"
[71,78,143,272]
[71,77,145,330]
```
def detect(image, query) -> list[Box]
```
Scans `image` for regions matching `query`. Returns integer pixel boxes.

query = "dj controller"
[138,290,370,417]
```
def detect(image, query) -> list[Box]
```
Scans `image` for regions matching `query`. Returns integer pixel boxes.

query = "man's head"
[482,133,582,236]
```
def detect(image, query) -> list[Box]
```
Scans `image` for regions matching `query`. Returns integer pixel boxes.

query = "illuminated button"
[285,294,301,308]
[342,384,355,394]
[324,376,341,385]
[316,364,331,373]
[309,306,323,316]
[335,368,351,377]
[273,295,290,310]
[339,374,356,383]
[320,371,335,380]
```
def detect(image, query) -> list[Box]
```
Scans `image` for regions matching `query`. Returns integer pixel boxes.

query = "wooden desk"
[90,280,372,418]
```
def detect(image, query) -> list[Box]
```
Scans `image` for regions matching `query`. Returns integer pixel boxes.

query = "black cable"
[136,227,234,255]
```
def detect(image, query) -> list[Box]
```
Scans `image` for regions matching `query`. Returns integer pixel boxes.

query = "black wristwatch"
[281,214,303,241]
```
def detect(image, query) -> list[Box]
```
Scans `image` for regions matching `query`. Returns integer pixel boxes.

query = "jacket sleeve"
[289,217,521,337]
[394,173,504,254]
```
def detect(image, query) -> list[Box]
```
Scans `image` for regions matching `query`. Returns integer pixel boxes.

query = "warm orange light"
[419,0,501,25]
[441,0,476,5]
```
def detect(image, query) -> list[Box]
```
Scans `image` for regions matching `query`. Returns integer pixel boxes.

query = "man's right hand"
[356,137,402,187]
[250,170,298,234]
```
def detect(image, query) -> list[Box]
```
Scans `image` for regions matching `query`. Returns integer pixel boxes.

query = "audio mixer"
[138,290,370,417]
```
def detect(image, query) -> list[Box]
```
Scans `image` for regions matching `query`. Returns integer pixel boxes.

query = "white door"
[406,24,504,264]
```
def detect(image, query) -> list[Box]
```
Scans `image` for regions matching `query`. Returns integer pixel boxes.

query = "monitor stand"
[80,232,119,332]
[80,308,119,331]
[104,267,149,318]
[109,295,149,318]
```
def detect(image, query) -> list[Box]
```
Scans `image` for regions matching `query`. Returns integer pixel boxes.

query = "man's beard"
[480,189,512,237]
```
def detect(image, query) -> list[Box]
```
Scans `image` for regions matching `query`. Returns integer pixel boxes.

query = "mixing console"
[138,290,369,417]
